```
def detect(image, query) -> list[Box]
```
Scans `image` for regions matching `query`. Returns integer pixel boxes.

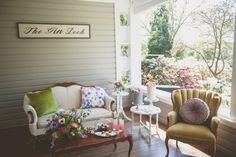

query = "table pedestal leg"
[156,114,160,137]
[149,115,152,143]
[117,94,131,121]
[139,114,142,133]
[127,135,133,157]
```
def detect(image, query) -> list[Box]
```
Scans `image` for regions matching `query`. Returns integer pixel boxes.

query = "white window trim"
[229,13,236,121]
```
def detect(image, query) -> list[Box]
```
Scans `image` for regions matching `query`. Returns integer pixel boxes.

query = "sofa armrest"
[104,95,116,111]
[24,104,38,124]
[211,116,221,137]
[167,111,178,128]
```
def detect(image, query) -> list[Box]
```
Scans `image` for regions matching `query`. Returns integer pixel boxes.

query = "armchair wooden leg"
[211,142,216,157]
[165,137,169,157]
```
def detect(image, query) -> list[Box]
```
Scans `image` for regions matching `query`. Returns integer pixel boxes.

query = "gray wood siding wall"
[0,0,116,129]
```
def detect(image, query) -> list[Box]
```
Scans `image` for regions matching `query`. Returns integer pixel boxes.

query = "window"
[138,0,236,116]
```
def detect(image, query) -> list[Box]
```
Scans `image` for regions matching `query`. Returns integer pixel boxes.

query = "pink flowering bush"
[142,56,232,107]
[142,57,178,85]
[142,57,203,88]
[176,67,202,88]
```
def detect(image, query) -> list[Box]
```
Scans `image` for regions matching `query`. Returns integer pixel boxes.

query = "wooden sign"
[17,23,90,39]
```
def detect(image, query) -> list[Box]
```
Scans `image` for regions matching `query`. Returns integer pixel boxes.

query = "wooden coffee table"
[50,132,133,157]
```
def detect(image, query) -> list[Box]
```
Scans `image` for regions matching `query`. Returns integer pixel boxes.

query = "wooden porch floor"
[0,109,226,157]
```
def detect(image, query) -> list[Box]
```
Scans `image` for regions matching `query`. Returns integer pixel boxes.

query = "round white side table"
[130,105,161,143]
[112,91,131,121]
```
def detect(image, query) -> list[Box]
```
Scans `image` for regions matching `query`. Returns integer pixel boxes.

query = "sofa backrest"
[51,85,82,110]
[24,83,91,110]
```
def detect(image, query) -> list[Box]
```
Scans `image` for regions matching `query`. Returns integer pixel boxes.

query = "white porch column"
[230,14,236,121]
[114,0,122,80]
[130,0,141,86]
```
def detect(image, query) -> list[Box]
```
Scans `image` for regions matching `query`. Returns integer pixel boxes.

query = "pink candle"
[112,119,119,130]
[119,119,125,132]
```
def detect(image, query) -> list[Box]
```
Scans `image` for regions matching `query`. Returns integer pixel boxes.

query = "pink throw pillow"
[179,98,210,125]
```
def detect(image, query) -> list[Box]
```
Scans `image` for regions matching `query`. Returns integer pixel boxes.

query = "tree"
[146,0,199,57]
[196,0,234,78]
[168,0,200,49]
[147,5,172,57]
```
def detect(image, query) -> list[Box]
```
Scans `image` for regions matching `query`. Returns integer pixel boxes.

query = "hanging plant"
[120,14,128,26]
[121,45,129,56]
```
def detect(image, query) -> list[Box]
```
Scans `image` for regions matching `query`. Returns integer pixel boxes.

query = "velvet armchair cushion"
[166,122,216,143]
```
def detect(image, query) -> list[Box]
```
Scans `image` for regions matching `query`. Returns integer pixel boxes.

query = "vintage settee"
[23,82,115,136]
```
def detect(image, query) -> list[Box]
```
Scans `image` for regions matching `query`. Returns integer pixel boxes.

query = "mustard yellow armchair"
[165,89,222,157]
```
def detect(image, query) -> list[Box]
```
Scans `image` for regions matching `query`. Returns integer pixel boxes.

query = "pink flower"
[71,123,78,129]
[114,80,124,89]
[60,127,67,134]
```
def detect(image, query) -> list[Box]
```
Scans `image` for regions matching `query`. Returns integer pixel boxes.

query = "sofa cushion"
[67,85,82,109]
[27,88,58,117]
[51,86,67,109]
[37,108,113,129]
[37,112,55,128]
[167,122,216,143]
[81,87,106,109]
[77,108,113,121]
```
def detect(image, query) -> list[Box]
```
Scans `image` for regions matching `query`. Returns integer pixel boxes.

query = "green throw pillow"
[27,88,58,117]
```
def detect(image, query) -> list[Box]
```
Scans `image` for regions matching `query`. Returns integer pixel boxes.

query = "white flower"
[77,118,81,123]
[59,118,65,124]
[57,108,65,114]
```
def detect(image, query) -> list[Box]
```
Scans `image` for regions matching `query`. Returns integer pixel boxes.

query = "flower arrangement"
[146,81,156,87]
[114,80,125,92]
[46,109,90,143]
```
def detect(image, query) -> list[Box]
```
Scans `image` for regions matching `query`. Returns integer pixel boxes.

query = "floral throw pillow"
[81,86,106,109]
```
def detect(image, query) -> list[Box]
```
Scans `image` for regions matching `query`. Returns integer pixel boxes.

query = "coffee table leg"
[51,150,56,157]
[128,135,133,157]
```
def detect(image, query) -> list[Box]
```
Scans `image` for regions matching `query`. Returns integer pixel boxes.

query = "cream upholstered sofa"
[23,82,115,136]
